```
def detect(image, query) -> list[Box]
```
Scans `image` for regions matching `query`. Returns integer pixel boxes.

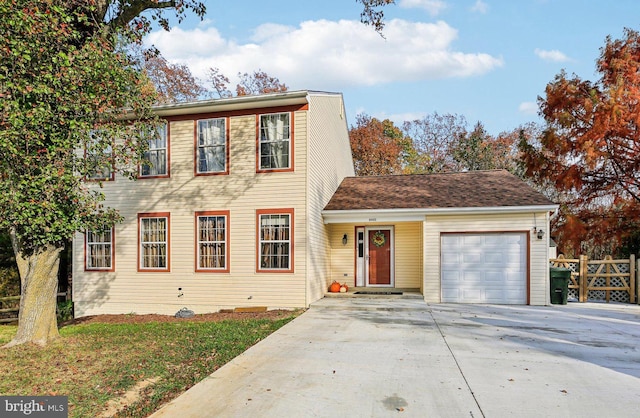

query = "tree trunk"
[4,235,63,348]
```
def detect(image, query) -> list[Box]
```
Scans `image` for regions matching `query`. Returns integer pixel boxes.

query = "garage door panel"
[484,251,504,264]
[441,233,527,304]
[442,288,461,300]
[442,254,461,266]
[462,235,484,246]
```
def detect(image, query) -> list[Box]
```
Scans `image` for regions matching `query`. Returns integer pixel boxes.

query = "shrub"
[57,301,74,323]
[0,267,20,298]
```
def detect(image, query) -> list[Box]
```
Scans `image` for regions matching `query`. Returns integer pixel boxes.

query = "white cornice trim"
[152,90,340,117]
[322,205,559,224]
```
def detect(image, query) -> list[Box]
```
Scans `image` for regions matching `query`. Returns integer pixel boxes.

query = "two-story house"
[73,90,557,317]
[73,91,354,316]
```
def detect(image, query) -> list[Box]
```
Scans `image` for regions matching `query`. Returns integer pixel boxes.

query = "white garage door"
[441,233,527,304]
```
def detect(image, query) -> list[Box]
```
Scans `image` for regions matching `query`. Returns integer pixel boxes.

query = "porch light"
[342,234,348,245]
[536,228,545,240]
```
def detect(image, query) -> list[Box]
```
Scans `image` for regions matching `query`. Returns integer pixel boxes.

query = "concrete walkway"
[150,298,640,418]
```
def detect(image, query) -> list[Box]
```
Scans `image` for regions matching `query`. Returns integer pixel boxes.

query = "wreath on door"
[372,231,386,247]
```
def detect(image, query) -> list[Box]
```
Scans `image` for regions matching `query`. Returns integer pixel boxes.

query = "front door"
[366,227,394,287]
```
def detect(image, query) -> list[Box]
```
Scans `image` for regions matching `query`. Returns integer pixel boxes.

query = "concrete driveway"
[150,298,640,418]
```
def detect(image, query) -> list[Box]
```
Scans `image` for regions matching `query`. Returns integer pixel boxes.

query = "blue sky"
[145,0,640,135]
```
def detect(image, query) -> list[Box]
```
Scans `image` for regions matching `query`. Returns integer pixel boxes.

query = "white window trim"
[257,209,293,272]
[85,228,114,271]
[196,211,229,272]
[141,123,168,177]
[196,118,227,174]
[139,214,170,271]
[258,112,291,171]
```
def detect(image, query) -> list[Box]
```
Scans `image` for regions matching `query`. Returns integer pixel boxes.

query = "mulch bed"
[62,310,301,326]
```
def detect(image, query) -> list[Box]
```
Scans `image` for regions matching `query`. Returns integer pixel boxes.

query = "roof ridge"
[347,169,510,180]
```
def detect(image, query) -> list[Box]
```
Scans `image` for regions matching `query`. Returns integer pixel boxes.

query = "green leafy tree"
[0,0,390,347]
[453,122,520,172]
[0,0,205,347]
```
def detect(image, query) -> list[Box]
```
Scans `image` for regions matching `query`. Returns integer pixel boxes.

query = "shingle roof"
[323,170,555,211]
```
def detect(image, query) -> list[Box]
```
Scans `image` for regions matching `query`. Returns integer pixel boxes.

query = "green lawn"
[0,312,299,417]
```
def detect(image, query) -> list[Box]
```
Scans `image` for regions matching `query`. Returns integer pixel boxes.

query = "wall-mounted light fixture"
[342,233,348,246]
[534,227,544,240]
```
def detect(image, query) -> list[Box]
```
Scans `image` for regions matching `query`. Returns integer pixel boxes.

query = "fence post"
[630,254,636,304]
[579,254,588,302]
[636,254,640,306]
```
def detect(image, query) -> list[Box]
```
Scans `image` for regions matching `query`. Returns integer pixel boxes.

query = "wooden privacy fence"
[0,291,69,323]
[550,255,638,304]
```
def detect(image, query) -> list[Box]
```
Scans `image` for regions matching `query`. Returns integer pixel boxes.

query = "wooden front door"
[367,228,393,286]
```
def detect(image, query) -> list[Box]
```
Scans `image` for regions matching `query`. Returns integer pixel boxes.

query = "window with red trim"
[141,123,169,178]
[138,213,170,271]
[257,209,294,272]
[196,118,228,175]
[86,130,114,181]
[258,112,291,171]
[195,211,229,272]
[85,228,114,271]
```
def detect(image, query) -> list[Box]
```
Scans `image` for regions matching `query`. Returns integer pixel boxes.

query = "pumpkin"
[329,281,341,293]
[339,285,347,293]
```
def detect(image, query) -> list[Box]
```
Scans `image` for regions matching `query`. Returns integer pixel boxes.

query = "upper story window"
[258,112,292,172]
[86,131,114,181]
[85,228,114,271]
[138,213,170,272]
[196,118,228,175]
[141,123,169,178]
[195,211,229,272]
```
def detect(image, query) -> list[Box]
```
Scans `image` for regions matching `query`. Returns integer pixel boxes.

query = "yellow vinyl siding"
[394,222,423,289]
[306,94,355,303]
[423,212,550,305]
[74,109,309,316]
[327,222,423,289]
[328,224,358,286]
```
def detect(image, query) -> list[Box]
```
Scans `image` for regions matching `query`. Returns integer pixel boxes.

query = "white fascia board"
[152,90,311,117]
[322,205,559,224]
[322,210,427,224]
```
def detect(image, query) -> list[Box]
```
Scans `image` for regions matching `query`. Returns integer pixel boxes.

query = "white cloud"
[145,19,503,90]
[378,111,427,127]
[470,0,489,14]
[534,48,570,62]
[519,102,538,115]
[396,0,447,16]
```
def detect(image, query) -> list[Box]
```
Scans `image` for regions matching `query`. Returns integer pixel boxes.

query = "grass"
[0,313,299,417]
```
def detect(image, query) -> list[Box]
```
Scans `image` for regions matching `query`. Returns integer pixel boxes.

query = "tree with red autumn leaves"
[143,53,209,104]
[351,111,524,176]
[520,28,640,257]
[349,114,412,176]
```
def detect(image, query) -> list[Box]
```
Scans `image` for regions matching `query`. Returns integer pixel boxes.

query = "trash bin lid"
[550,267,572,278]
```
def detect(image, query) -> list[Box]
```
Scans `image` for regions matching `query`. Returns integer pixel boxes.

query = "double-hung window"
[258,112,291,171]
[196,118,227,174]
[139,213,170,271]
[195,211,229,272]
[86,131,113,181]
[141,123,168,177]
[257,209,293,272]
[85,228,114,271]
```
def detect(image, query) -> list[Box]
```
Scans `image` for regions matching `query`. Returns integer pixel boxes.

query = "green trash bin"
[550,267,571,305]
